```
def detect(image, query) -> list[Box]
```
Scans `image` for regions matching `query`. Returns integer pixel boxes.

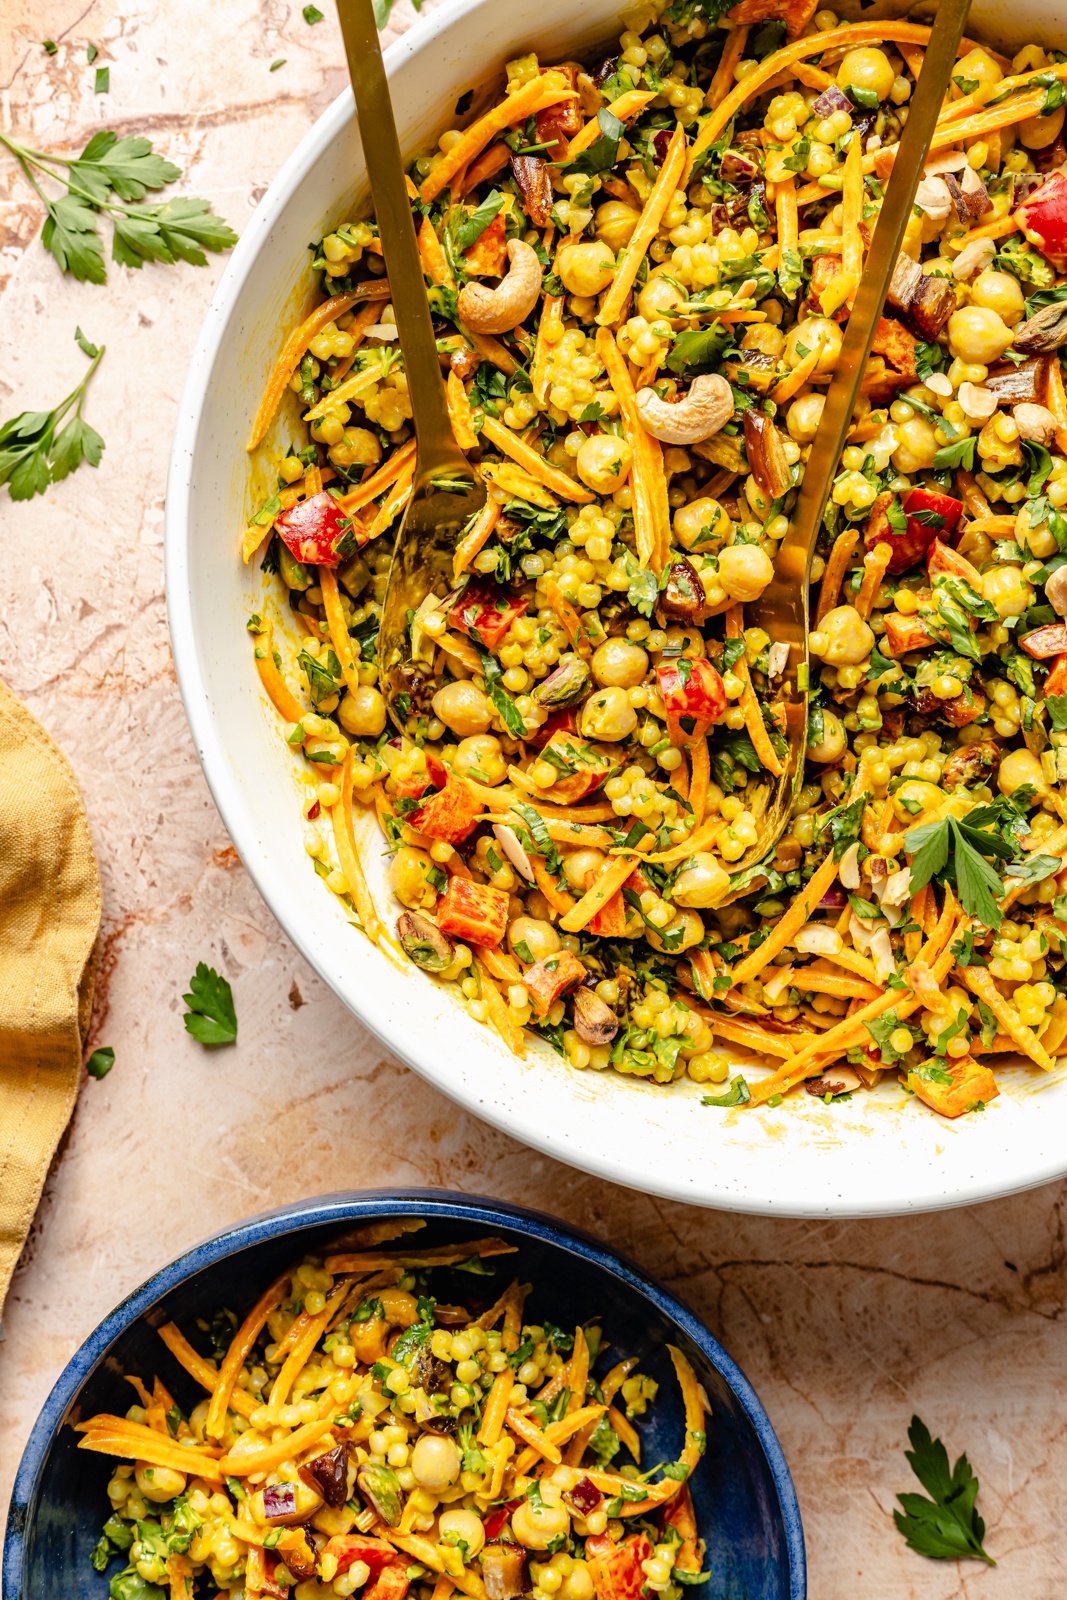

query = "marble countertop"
[2,2,1066,1593]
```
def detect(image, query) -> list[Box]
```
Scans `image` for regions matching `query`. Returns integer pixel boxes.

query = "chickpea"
[787,392,825,443]
[891,415,939,473]
[592,637,649,688]
[576,434,633,493]
[948,305,1013,365]
[389,845,438,911]
[653,625,705,660]
[379,1288,419,1326]
[411,1433,461,1491]
[808,604,874,666]
[451,734,506,786]
[637,265,689,322]
[672,495,729,551]
[562,847,608,890]
[970,268,1025,327]
[837,45,896,100]
[672,852,732,907]
[578,685,638,741]
[596,199,642,255]
[784,317,841,374]
[135,1462,186,1504]
[439,1509,485,1559]
[508,916,561,962]
[891,779,943,822]
[1019,103,1065,149]
[329,426,381,471]
[432,680,493,737]
[999,747,1048,799]
[560,1563,595,1600]
[807,708,847,763]
[646,906,704,953]
[338,684,387,738]
[982,565,1034,619]
[954,45,1004,94]
[718,543,774,603]
[511,1498,571,1550]
[557,241,617,298]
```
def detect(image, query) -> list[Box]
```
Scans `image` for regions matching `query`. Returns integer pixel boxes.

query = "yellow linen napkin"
[0,677,101,1314]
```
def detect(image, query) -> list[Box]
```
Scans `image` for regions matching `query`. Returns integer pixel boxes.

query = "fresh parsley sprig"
[0,329,105,500]
[894,1415,994,1565]
[182,962,238,1046]
[904,813,1012,930]
[0,128,237,284]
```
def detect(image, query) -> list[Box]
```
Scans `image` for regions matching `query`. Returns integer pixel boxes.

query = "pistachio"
[357,1462,403,1526]
[532,653,591,709]
[1012,299,1067,355]
[397,912,456,972]
[572,986,619,1044]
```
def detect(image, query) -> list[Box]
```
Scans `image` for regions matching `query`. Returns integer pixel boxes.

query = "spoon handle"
[336,0,461,477]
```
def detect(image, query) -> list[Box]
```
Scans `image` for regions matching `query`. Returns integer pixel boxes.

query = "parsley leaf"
[303,4,325,19]
[904,816,1006,929]
[932,436,976,472]
[478,648,526,738]
[1046,693,1067,731]
[453,189,505,253]
[0,330,106,501]
[558,109,625,176]
[701,1076,751,1107]
[182,962,238,1046]
[894,1415,994,1565]
[86,1046,115,1079]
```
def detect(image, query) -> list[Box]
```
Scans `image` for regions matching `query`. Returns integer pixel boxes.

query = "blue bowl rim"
[3,1189,805,1600]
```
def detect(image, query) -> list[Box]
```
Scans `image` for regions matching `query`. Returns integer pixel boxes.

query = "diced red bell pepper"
[533,732,616,805]
[521,950,587,1016]
[586,1534,654,1600]
[656,657,727,724]
[1016,171,1067,271]
[482,1499,523,1542]
[274,490,350,567]
[365,1561,411,1600]
[1021,622,1067,659]
[865,490,963,574]
[527,708,578,749]
[410,777,484,844]
[436,876,510,947]
[322,1537,398,1579]
[464,213,508,276]
[1045,651,1067,695]
[394,751,448,804]
[927,536,980,587]
[452,585,528,649]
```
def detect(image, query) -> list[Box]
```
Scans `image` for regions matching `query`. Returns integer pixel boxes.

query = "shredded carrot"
[689,731,711,824]
[418,214,455,288]
[707,25,750,108]
[474,943,523,985]
[792,967,880,1002]
[768,339,820,405]
[248,286,387,450]
[511,1405,606,1477]
[333,754,384,943]
[1044,348,1067,453]
[267,1281,351,1417]
[77,1429,224,1482]
[437,630,484,676]
[601,1356,639,1405]
[839,131,864,310]
[726,606,784,778]
[473,954,527,1056]
[855,541,892,621]
[453,497,501,579]
[597,327,666,572]
[815,526,859,623]
[156,1324,258,1419]
[319,567,362,697]
[456,140,511,197]
[422,73,579,203]
[477,1368,515,1445]
[446,369,478,450]
[217,1413,338,1476]
[731,849,840,984]
[898,42,924,77]
[531,858,577,917]
[323,1238,514,1274]
[251,622,306,726]
[570,90,658,154]
[599,127,686,327]
[792,60,834,91]
[507,1406,562,1462]
[479,415,594,501]
[542,575,593,657]
[560,854,637,933]
[206,1270,290,1438]
[935,89,1045,148]
[304,363,380,422]
[465,330,518,375]
[775,174,798,258]
[959,965,1056,1073]
[367,465,415,539]
[336,439,418,515]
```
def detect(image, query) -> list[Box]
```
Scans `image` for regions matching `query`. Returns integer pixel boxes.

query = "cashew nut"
[456,239,542,335]
[635,374,734,445]
[1045,562,1067,618]
[1014,401,1058,446]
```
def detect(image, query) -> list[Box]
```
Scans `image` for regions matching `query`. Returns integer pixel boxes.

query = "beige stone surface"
[2,2,1067,1595]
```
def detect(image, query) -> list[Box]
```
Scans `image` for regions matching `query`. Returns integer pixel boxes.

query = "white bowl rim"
[165,0,1067,1220]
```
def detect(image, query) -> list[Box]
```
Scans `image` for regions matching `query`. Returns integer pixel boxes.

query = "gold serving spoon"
[336,0,486,731]
[716,0,974,899]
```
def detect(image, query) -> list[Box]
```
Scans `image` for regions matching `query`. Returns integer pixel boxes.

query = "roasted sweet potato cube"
[522,950,588,1016]
[436,877,509,947]
[907,1057,999,1118]
[1021,622,1067,659]
[727,0,819,39]
[588,889,627,938]
[586,1534,655,1600]
[463,213,508,277]
[365,1561,411,1600]
[410,778,483,845]
[882,609,936,656]
[927,536,980,587]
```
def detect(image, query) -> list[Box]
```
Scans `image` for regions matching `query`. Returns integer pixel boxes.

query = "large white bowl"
[166,0,1067,1217]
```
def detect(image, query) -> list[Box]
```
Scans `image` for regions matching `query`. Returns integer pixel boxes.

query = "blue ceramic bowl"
[4,1192,805,1599]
